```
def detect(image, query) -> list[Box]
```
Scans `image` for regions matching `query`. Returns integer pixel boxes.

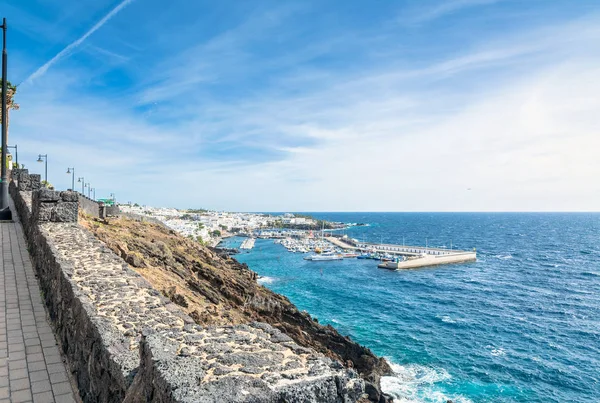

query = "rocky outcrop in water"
[81,215,393,402]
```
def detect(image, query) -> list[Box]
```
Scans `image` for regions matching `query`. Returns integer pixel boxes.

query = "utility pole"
[0,18,11,220]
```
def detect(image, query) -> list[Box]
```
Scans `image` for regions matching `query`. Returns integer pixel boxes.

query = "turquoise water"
[222,213,600,403]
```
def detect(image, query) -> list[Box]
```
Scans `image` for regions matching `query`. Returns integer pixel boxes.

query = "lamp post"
[85,183,90,198]
[77,177,84,194]
[7,144,16,167]
[90,188,95,200]
[0,18,10,219]
[110,192,116,203]
[37,154,48,184]
[66,167,75,191]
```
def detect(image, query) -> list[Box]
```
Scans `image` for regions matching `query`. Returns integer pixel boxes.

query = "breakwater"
[327,236,476,268]
[8,178,370,402]
[240,237,256,250]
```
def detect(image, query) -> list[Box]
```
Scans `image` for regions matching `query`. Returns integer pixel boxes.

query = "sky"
[2,0,599,211]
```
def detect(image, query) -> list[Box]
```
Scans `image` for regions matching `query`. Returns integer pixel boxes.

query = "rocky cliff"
[80,214,393,402]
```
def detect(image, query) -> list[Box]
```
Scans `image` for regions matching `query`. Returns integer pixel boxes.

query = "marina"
[229,227,477,269]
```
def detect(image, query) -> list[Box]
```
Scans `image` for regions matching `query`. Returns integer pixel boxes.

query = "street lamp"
[77,177,84,194]
[37,154,48,184]
[85,183,90,198]
[66,167,75,191]
[90,188,95,200]
[7,144,16,166]
[110,192,116,203]
[0,18,11,219]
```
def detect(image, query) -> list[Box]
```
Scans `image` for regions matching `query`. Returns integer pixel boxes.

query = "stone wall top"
[43,222,363,402]
[32,189,78,223]
[133,324,363,402]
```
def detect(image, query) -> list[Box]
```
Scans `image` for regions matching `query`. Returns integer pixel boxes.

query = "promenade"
[1,198,78,403]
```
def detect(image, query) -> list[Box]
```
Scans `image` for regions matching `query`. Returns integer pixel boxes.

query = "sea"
[219,213,600,403]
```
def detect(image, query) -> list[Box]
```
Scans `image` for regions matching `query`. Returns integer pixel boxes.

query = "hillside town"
[118,205,322,246]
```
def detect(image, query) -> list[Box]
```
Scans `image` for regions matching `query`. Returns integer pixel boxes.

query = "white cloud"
[9,8,600,211]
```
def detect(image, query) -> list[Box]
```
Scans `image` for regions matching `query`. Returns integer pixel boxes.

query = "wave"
[437,315,456,324]
[485,345,507,357]
[381,361,472,403]
[257,276,275,285]
[495,254,513,260]
[491,348,506,357]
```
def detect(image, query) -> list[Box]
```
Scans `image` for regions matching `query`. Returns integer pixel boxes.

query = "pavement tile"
[8,342,25,352]
[55,393,77,403]
[24,338,41,347]
[11,388,32,403]
[30,369,49,382]
[9,367,29,380]
[9,376,30,391]
[8,351,25,360]
[52,382,73,396]
[47,362,66,374]
[25,345,42,355]
[28,360,47,372]
[31,379,52,394]
[8,359,26,370]
[50,370,69,384]
[40,339,56,348]
[26,353,44,363]
[33,391,55,403]
[43,354,62,365]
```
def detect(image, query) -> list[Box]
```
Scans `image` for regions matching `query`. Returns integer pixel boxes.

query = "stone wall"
[78,194,103,218]
[104,204,120,217]
[12,169,42,191]
[32,189,78,223]
[78,195,121,219]
[9,179,366,403]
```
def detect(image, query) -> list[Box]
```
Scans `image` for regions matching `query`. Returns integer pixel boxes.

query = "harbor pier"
[326,236,477,269]
[240,237,256,250]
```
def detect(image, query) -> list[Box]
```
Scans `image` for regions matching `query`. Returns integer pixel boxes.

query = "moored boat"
[304,251,344,261]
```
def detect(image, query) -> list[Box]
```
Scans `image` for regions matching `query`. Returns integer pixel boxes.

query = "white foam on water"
[491,348,506,357]
[486,345,507,357]
[381,361,473,403]
[257,276,275,285]
[495,254,513,260]
[440,315,456,324]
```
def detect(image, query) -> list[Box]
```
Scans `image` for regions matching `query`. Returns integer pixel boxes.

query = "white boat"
[304,252,343,261]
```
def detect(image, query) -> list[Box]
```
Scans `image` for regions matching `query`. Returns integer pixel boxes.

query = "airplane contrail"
[24,0,135,84]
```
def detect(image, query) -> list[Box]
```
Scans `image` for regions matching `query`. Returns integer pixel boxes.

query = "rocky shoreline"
[81,214,394,402]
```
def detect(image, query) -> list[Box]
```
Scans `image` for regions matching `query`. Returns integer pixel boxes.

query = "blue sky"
[3,0,600,211]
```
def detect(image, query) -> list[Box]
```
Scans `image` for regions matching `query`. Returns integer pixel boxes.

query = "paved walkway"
[0,199,78,403]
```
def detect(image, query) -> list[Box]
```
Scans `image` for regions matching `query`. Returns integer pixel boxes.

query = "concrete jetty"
[326,236,476,269]
[240,237,256,250]
[377,252,477,270]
